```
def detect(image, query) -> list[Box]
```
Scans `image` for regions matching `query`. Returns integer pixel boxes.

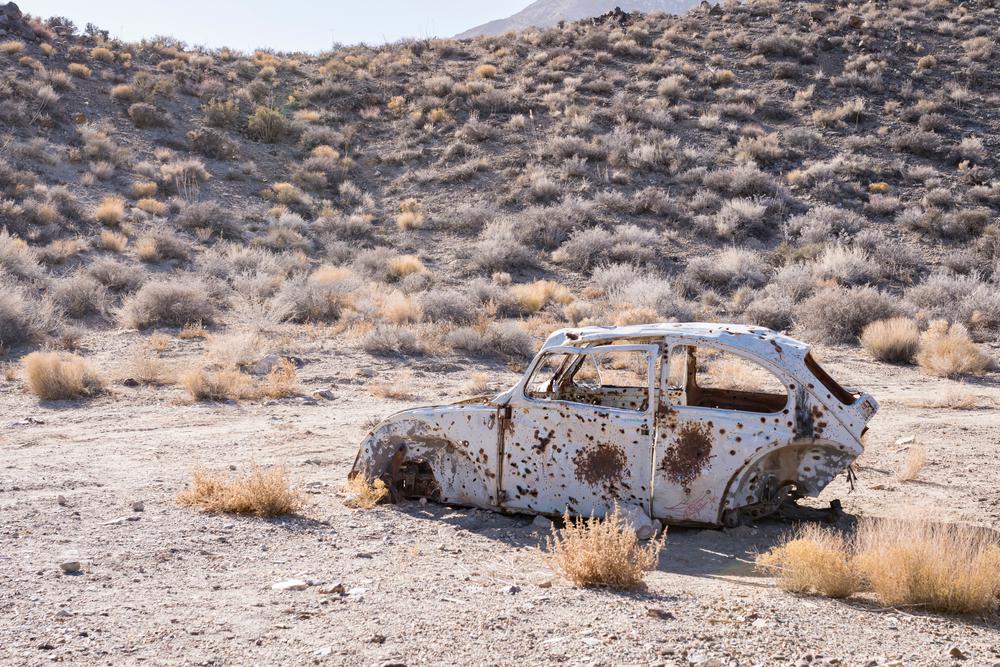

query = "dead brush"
[544,504,665,590]
[860,317,920,363]
[368,372,416,400]
[916,320,991,378]
[755,524,861,599]
[22,351,105,400]
[896,443,927,482]
[343,474,389,509]
[854,518,1000,615]
[177,465,303,517]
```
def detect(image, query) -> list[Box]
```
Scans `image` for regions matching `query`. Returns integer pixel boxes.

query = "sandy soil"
[2,332,999,667]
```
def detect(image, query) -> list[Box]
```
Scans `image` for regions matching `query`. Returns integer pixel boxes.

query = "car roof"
[540,322,811,361]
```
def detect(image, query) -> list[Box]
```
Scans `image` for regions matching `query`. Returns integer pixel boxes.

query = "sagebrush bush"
[247,106,285,143]
[799,287,898,344]
[860,317,920,363]
[22,351,104,400]
[120,279,215,329]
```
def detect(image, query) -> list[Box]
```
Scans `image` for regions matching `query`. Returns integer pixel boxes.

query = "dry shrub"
[178,322,207,339]
[98,229,128,252]
[396,198,424,230]
[0,40,25,55]
[369,373,416,400]
[510,280,573,313]
[544,504,665,590]
[128,351,173,386]
[861,317,920,363]
[756,524,860,599]
[68,63,91,78]
[180,365,253,401]
[90,46,114,62]
[343,475,389,509]
[247,106,286,143]
[463,371,491,394]
[131,180,158,198]
[854,518,1000,614]
[897,444,927,482]
[381,291,422,324]
[94,195,125,225]
[120,279,214,329]
[916,320,991,378]
[387,254,425,281]
[136,197,167,215]
[613,306,658,326]
[22,351,104,400]
[258,358,298,398]
[177,465,302,517]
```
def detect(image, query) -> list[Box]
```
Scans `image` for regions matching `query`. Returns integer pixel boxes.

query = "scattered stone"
[369,633,386,644]
[131,501,144,512]
[271,578,309,591]
[895,435,915,446]
[312,389,335,400]
[121,378,140,387]
[318,582,345,595]
[501,584,521,594]
[56,495,67,506]
[313,646,333,658]
[619,503,659,540]
[531,515,553,530]
[949,647,967,660]
[59,561,82,574]
[646,607,675,620]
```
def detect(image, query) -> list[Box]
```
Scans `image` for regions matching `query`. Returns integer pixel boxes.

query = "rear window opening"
[804,353,857,405]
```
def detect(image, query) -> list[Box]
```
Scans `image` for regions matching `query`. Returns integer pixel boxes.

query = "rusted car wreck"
[350,324,878,527]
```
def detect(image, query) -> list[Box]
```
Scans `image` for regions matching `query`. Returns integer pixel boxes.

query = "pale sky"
[24,1,533,52]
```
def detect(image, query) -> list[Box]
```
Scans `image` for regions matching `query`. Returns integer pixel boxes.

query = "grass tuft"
[22,352,104,400]
[177,465,303,517]
[544,504,665,590]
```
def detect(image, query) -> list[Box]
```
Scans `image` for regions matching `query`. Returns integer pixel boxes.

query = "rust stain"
[660,422,714,491]
[573,442,626,487]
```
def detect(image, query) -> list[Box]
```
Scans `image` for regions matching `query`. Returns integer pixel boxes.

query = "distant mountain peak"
[455,0,700,39]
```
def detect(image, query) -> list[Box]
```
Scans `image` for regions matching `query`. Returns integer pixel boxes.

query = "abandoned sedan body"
[350,323,878,527]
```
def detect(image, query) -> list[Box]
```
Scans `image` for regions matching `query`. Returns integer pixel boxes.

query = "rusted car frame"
[350,323,878,527]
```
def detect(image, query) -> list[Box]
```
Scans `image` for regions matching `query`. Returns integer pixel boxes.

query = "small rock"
[131,501,144,512]
[312,389,335,400]
[313,646,333,658]
[56,495,67,506]
[949,647,967,660]
[346,586,367,599]
[369,634,386,644]
[121,378,139,387]
[271,578,309,591]
[319,582,345,595]
[59,561,82,574]
[537,579,553,589]
[646,607,675,620]
[531,515,553,530]
[895,435,915,446]
[501,584,521,594]
[418,497,428,506]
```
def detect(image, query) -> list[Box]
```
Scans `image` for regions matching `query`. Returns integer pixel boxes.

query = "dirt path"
[2,341,999,666]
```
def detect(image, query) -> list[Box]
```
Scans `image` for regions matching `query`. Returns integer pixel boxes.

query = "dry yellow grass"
[98,229,128,252]
[90,46,115,62]
[544,504,665,590]
[3,364,17,381]
[67,63,91,78]
[381,292,422,324]
[916,320,991,378]
[136,197,168,216]
[148,333,171,352]
[425,107,449,126]
[178,322,207,339]
[396,198,425,230]
[177,465,303,517]
[756,524,861,599]
[368,374,416,400]
[510,280,573,313]
[463,371,491,394]
[94,195,126,225]
[387,254,425,280]
[0,40,25,55]
[612,306,658,326]
[474,64,498,79]
[128,352,173,386]
[22,352,105,400]
[131,181,158,198]
[861,317,920,363]
[343,475,389,509]
[180,366,254,401]
[257,358,299,398]
[897,443,927,482]
[854,518,1000,614]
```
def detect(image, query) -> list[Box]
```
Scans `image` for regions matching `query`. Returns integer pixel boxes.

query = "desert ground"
[2,330,999,667]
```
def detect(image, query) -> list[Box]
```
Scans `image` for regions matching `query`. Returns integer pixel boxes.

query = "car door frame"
[651,342,796,525]
[499,343,660,517]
